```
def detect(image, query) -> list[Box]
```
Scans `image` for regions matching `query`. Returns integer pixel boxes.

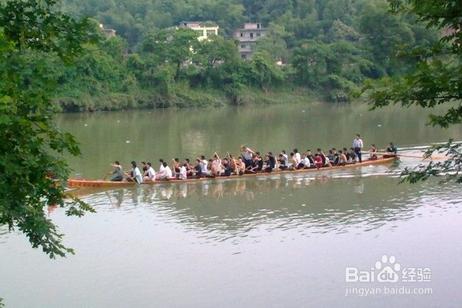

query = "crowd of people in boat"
[109,134,398,184]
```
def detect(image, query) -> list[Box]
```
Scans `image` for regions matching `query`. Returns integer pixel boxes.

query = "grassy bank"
[55,86,320,112]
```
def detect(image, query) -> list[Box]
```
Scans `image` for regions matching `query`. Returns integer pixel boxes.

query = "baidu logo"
[345,255,433,297]
[376,255,401,282]
[345,255,431,284]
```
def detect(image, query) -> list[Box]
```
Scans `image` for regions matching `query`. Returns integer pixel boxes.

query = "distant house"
[99,23,116,38]
[233,23,267,59]
[179,21,219,41]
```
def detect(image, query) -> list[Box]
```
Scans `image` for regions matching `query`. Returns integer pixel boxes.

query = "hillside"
[50,0,437,111]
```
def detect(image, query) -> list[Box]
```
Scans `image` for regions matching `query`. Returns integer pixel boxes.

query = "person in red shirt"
[314,154,323,169]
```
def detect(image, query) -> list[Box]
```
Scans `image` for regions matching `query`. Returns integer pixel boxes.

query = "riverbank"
[55,86,321,112]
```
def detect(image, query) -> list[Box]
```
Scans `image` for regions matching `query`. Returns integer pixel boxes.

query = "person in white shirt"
[293,148,301,165]
[164,164,173,179]
[200,155,209,175]
[297,154,311,169]
[126,161,143,184]
[157,162,173,180]
[281,150,289,166]
[179,164,187,180]
[144,162,156,182]
[352,134,364,162]
[159,159,166,174]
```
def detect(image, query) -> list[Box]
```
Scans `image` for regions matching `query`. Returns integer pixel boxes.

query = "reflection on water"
[2,103,462,307]
[76,169,461,244]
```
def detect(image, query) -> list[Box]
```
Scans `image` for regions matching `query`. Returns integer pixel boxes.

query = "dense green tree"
[358,2,415,75]
[291,40,330,89]
[254,23,290,63]
[193,35,240,86]
[365,0,462,183]
[141,28,199,81]
[247,51,284,90]
[0,0,95,258]
[26,0,439,106]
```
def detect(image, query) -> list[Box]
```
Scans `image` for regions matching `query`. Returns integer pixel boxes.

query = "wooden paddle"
[363,151,446,160]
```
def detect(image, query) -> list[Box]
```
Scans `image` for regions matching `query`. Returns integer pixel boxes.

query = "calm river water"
[1,102,461,307]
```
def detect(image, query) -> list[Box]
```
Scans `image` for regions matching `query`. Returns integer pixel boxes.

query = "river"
[0,102,461,307]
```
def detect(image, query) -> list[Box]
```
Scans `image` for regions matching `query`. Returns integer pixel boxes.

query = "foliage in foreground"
[401,140,462,184]
[0,0,95,258]
[365,0,462,183]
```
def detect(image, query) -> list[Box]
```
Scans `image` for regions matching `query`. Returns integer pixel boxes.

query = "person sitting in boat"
[348,148,357,163]
[279,150,289,168]
[305,150,315,166]
[179,163,188,180]
[207,159,214,176]
[278,153,288,170]
[298,154,311,169]
[327,149,335,165]
[157,162,173,180]
[159,159,166,174]
[141,162,148,175]
[338,150,347,166]
[281,150,289,164]
[241,145,256,168]
[296,154,305,169]
[110,161,124,181]
[143,162,156,182]
[264,152,276,172]
[343,147,350,162]
[248,152,263,173]
[332,148,340,165]
[386,142,398,155]
[171,158,181,177]
[184,159,195,177]
[126,161,143,184]
[200,155,209,176]
[211,153,222,177]
[194,158,203,177]
[228,154,237,174]
[289,152,300,170]
[293,149,301,165]
[236,157,246,175]
[314,153,323,169]
[317,148,331,167]
[222,158,233,176]
[369,144,378,160]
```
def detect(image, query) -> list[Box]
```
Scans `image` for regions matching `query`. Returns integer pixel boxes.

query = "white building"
[179,21,219,41]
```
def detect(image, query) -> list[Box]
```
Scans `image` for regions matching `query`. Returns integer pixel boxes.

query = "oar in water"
[364,151,446,160]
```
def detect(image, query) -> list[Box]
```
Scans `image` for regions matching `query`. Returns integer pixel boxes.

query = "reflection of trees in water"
[78,176,454,242]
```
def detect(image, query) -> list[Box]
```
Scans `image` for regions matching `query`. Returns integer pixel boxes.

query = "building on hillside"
[99,23,116,38]
[233,23,267,59]
[179,21,219,41]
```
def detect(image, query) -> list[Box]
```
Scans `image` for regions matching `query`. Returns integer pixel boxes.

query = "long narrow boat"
[67,156,397,188]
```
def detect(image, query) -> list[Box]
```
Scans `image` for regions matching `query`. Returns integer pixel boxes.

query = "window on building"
[240,32,243,37]
[241,54,247,59]
[241,44,246,49]
[250,33,254,38]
